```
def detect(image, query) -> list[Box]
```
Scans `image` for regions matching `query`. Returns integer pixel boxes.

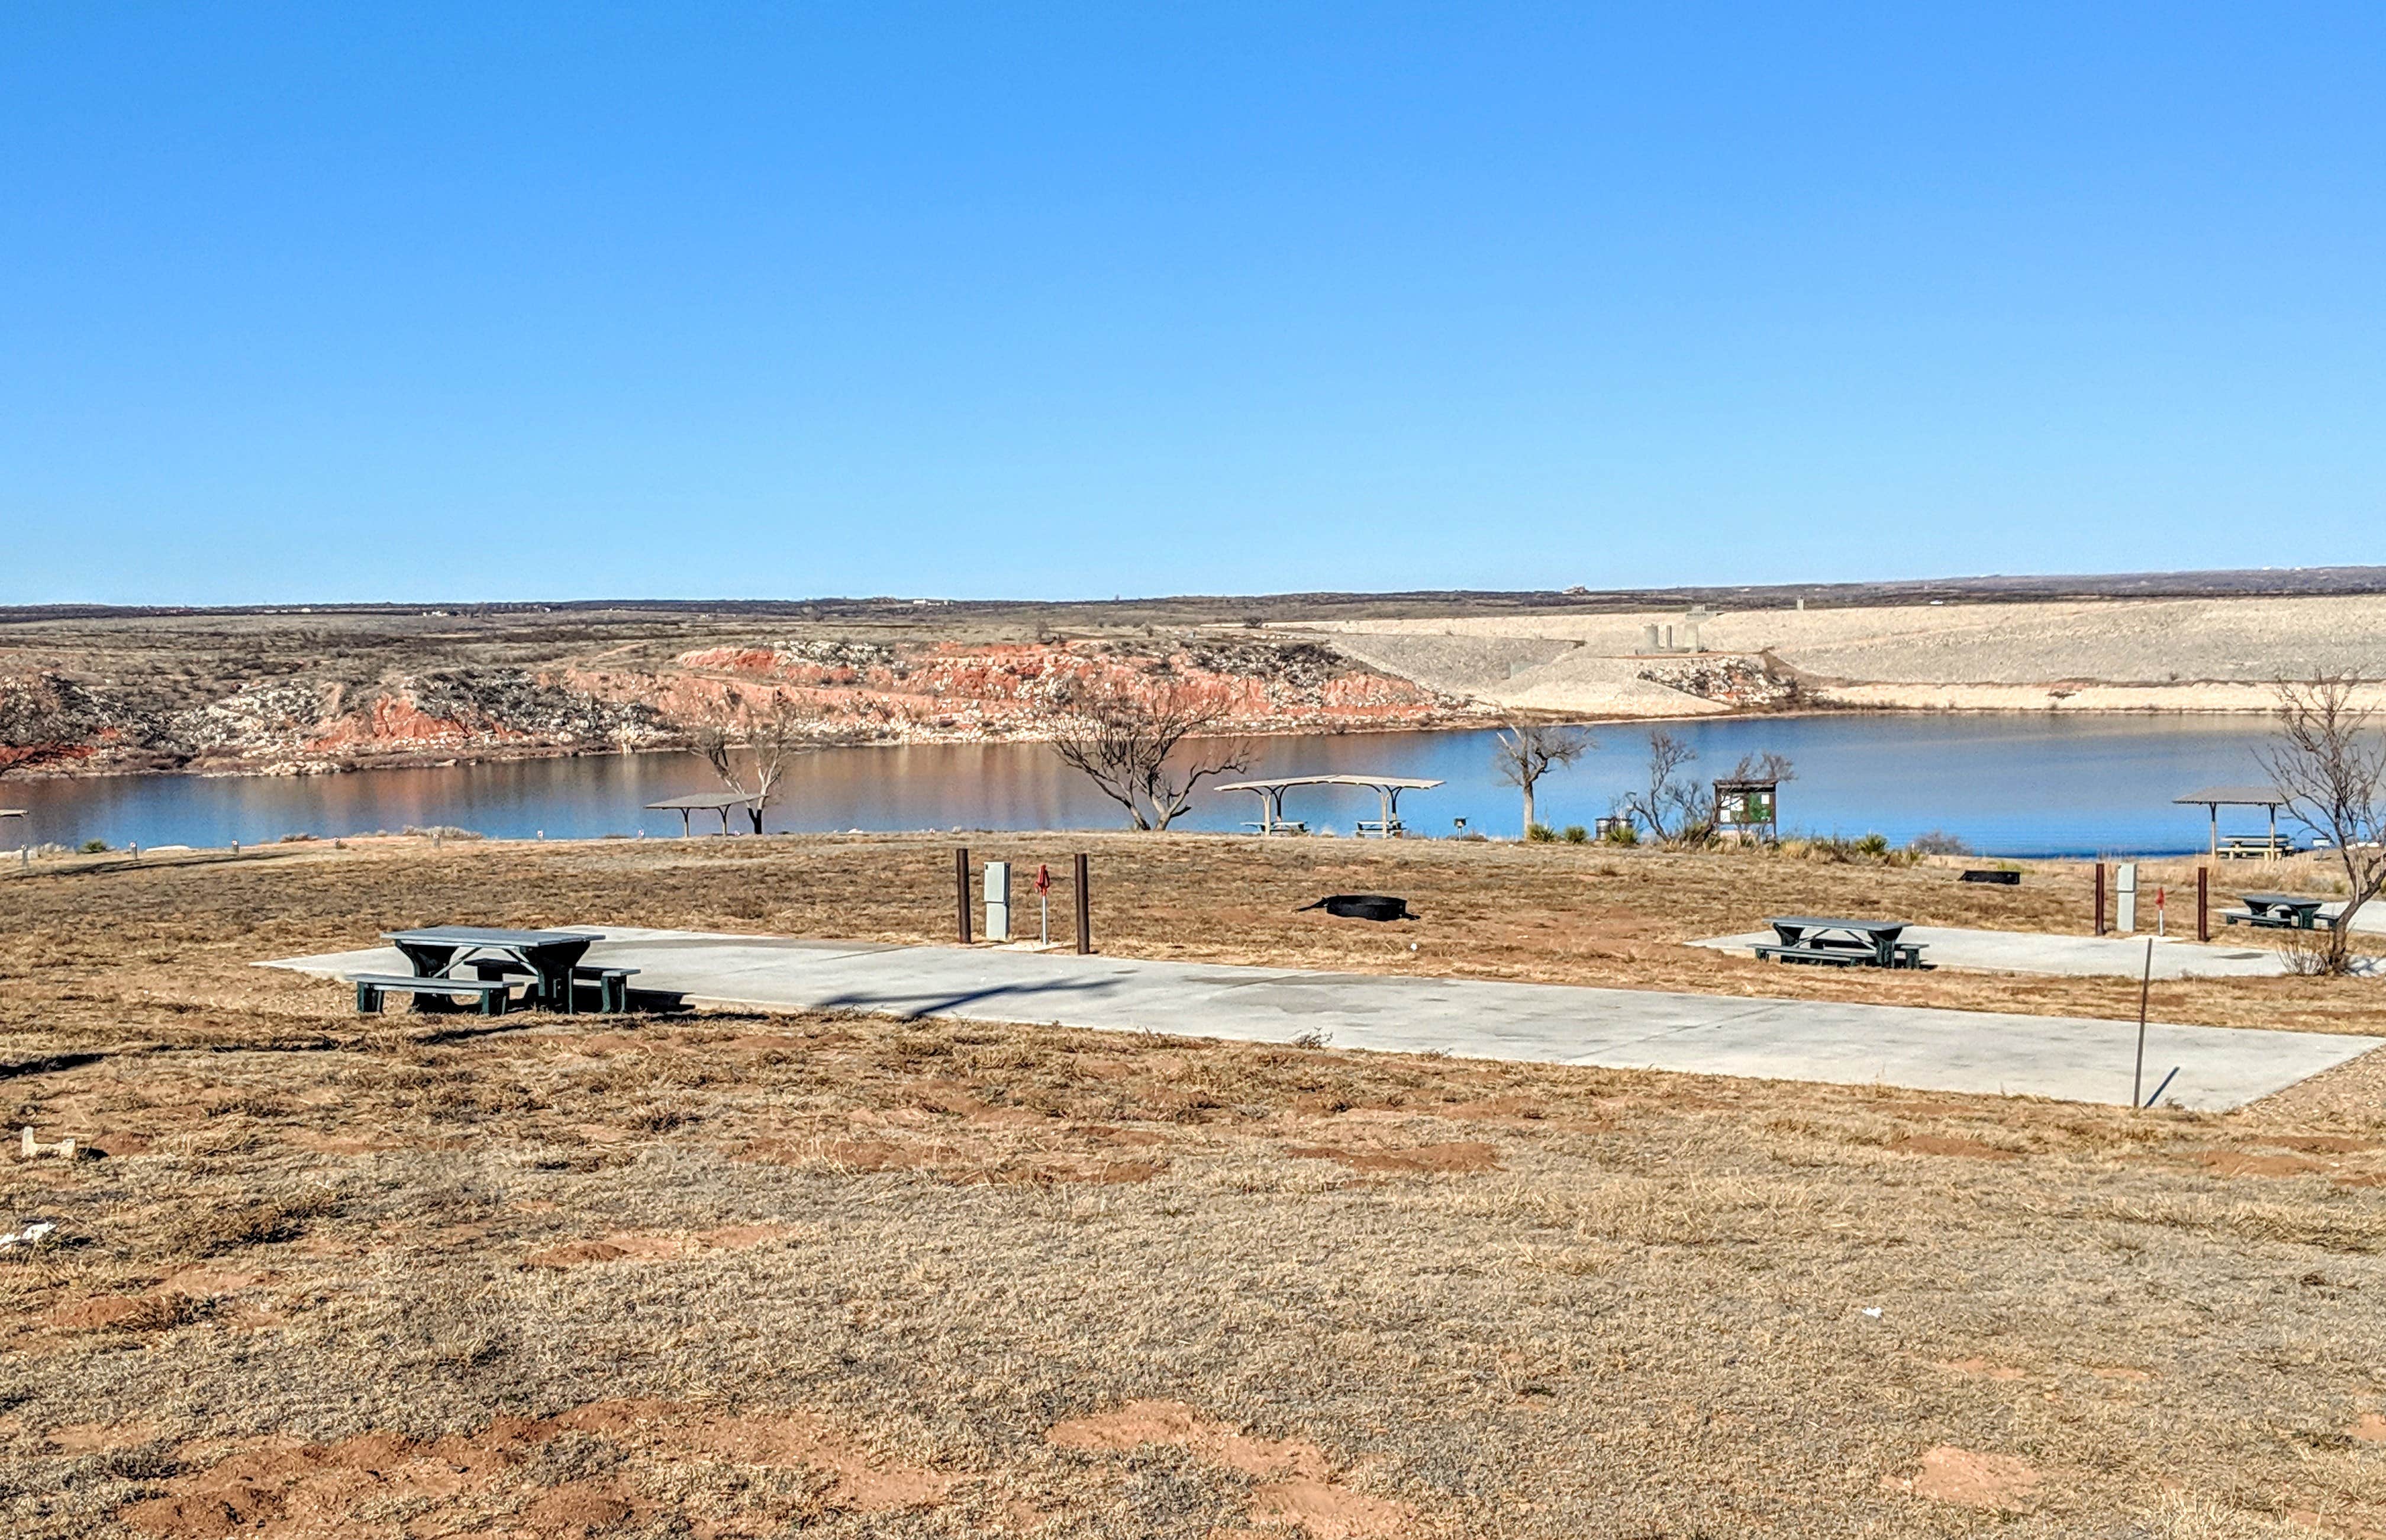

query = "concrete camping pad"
[264,926,2382,1112]
[1690,925,2378,980]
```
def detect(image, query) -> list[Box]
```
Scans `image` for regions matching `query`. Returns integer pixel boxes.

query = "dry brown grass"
[3,835,2384,1538]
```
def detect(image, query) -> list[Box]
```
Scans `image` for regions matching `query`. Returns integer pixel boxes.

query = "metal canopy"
[2172,786,2288,808]
[644,792,762,837]
[1210,774,1445,838]
[2172,787,2290,860]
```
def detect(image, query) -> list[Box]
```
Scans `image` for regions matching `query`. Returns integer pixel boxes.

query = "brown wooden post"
[1073,852,1092,954]
[2197,866,2210,942]
[2093,861,2107,936]
[955,847,972,944]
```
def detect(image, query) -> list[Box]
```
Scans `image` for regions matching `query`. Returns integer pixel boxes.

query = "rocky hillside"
[0,614,1482,777]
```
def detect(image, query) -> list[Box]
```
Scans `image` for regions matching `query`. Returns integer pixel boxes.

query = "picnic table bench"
[469,957,642,1013]
[351,973,514,1016]
[1240,820,1309,836]
[2221,893,2337,931]
[2219,834,2298,859]
[1755,916,1928,969]
[349,926,614,1015]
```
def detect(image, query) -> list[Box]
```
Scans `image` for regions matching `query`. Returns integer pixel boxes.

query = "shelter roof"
[644,792,763,811]
[2172,786,2288,807]
[1210,774,1445,793]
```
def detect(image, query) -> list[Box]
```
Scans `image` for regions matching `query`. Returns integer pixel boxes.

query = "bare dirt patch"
[1047,1400,1413,1538]
[1884,1445,2045,1509]
[117,1400,953,1539]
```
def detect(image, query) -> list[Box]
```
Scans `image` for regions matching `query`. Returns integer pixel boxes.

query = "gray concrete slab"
[263,926,2382,1112]
[1697,924,2385,978]
[1694,925,2307,979]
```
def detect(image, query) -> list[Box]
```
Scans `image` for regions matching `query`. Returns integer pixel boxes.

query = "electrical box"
[984,860,1011,942]
[2116,861,2138,934]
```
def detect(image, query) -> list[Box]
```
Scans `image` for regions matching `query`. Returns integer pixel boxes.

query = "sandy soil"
[4,835,2385,1538]
[1297,595,2386,716]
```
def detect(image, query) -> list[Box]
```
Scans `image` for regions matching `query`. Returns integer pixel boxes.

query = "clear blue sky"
[4,4,2381,606]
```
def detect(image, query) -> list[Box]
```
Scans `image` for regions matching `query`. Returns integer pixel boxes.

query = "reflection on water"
[1,713,2286,857]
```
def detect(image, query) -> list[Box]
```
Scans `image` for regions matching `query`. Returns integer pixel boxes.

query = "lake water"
[0,714,2293,857]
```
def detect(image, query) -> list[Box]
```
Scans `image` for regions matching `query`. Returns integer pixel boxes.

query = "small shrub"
[1525,824,1557,842]
[278,832,318,844]
[1790,833,1920,867]
[1562,825,1589,844]
[1908,829,1971,856]
[1601,821,1640,847]
[79,838,109,854]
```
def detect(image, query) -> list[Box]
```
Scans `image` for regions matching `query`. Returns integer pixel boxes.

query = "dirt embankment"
[0,626,1484,779]
[1297,595,2386,718]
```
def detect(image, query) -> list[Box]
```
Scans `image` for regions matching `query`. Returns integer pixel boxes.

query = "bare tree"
[1620,729,1704,842]
[1492,723,1594,834]
[1724,750,1797,785]
[1049,676,1247,831]
[689,693,824,834]
[2256,673,2386,974]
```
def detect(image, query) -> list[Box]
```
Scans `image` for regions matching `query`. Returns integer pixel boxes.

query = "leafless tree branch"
[1619,729,1705,843]
[2255,673,2386,974]
[688,693,843,833]
[1492,722,1594,834]
[1049,675,1247,831]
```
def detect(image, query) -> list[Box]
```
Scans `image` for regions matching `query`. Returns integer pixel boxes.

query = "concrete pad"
[1697,924,2385,978]
[1691,925,2322,979]
[262,926,2382,1113]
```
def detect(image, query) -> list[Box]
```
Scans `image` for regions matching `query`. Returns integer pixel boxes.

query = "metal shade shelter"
[1210,774,1443,837]
[2173,786,2289,860]
[645,792,762,837]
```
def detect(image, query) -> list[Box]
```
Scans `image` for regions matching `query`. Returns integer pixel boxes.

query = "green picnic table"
[1756,916,1928,969]
[352,925,617,1015]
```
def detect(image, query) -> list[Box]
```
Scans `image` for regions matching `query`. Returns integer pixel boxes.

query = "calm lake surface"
[2,715,2292,857]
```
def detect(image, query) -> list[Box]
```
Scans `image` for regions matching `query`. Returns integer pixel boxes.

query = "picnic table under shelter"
[2174,785,2294,860]
[1210,774,1443,837]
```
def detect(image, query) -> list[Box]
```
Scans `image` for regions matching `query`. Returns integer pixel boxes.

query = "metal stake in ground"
[1035,863,1052,947]
[2132,935,2153,1110]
